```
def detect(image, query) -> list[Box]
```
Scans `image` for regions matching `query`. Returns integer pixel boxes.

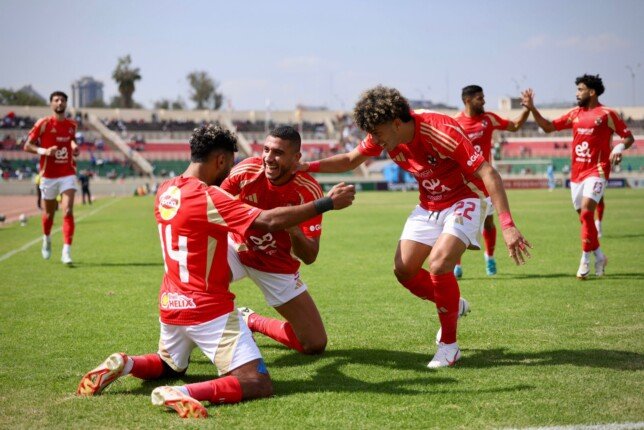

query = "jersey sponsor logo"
[158,186,181,220]
[308,224,322,232]
[574,141,591,162]
[421,178,452,196]
[54,147,69,160]
[56,136,71,142]
[577,127,594,135]
[466,153,480,167]
[160,292,196,309]
[249,233,277,254]
[473,144,482,154]
[467,130,484,140]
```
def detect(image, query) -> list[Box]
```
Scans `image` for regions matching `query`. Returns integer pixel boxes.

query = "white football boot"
[428,342,461,368]
[595,253,607,277]
[77,352,127,396]
[436,297,470,344]
[576,255,590,280]
[151,386,207,418]
[41,235,51,260]
[61,245,73,265]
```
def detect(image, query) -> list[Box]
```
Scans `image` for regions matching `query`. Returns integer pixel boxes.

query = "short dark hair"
[189,124,237,162]
[50,91,68,102]
[269,125,301,151]
[461,85,483,101]
[353,85,412,133]
[575,74,605,96]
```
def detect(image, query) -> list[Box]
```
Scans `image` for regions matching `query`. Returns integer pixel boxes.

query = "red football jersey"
[28,116,77,178]
[221,157,324,274]
[154,176,262,325]
[552,104,632,182]
[454,111,509,162]
[358,110,487,210]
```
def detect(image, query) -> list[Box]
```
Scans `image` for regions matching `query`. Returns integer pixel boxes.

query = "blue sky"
[3,0,643,110]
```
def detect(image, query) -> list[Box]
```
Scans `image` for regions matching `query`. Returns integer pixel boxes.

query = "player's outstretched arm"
[506,104,531,132]
[24,138,57,156]
[475,162,532,265]
[610,134,635,166]
[522,88,556,133]
[252,182,355,232]
[299,148,370,173]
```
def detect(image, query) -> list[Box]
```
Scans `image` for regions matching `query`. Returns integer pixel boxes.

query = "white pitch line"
[0,198,122,263]
[505,422,644,430]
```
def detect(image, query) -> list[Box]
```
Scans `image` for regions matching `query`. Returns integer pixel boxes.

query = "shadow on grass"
[460,348,643,371]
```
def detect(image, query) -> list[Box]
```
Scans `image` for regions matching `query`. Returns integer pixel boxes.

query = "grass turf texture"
[0,189,642,429]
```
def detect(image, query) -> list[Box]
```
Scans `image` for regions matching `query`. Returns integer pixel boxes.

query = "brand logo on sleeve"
[159,186,181,220]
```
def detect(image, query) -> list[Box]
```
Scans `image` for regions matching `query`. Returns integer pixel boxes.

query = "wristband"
[498,212,515,230]
[313,196,334,214]
[611,143,625,154]
[36,147,47,155]
[308,161,321,173]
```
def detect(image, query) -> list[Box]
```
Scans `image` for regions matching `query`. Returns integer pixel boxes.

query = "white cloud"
[521,35,548,49]
[556,33,629,52]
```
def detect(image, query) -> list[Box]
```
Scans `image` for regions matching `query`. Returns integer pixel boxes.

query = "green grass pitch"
[0,189,642,429]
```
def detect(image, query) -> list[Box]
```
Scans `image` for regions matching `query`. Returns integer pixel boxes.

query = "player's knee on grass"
[231,360,273,400]
[300,333,327,355]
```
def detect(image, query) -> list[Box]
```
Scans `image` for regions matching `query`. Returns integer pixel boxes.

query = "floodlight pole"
[626,64,641,106]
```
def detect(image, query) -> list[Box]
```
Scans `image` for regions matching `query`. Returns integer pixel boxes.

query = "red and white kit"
[453,111,509,162]
[28,116,78,179]
[222,157,323,274]
[552,104,632,209]
[358,110,487,248]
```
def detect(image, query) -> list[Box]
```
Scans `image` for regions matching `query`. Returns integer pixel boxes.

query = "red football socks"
[580,210,599,252]
[399,268,435,302]
[247,314,304,353]
[130,354,165,380]
[483,226,496,257]
[62,214,75,245]
[42,213,54,236]
[431,272,460,344]
[186,376,243,404]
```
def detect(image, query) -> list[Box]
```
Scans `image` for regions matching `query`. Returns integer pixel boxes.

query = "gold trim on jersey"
[294,175,323,199]
[420,123,459,152]
[601,108,616,132]
[484,113,501,127]
[229,164,263,178]
[214,311,241,374]
[206,192,228,226]
[393,153,406,162]
[205,237,217,291]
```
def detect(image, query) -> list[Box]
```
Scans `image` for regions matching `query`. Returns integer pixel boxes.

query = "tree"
[112,55,141,108]
[154,97,185,110]
[0,88,47,106]
[187,71,223,110]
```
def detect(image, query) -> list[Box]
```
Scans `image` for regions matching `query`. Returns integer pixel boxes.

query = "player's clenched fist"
[326,182,356,210]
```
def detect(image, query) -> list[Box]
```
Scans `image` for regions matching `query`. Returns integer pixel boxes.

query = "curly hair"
[575,74,605,96]
[189,124,238,162]
[353,85,412,133]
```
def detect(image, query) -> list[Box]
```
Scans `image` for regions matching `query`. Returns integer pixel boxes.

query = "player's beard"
[577,97,589,108]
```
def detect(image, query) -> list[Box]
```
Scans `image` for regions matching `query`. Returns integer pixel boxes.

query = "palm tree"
[187,71,223,110]
[112,55,141,108]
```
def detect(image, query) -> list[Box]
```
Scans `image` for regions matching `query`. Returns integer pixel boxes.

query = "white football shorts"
[484,196,495,218]
[39,174,78,200]
[570,176,606,211]
[157,309,262,376]
[228,237,308,307]
[400,197,487,250]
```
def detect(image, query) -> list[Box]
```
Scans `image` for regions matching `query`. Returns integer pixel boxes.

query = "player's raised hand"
[326,182,356,210]
[521,89,535,110]
[502,226,532,265]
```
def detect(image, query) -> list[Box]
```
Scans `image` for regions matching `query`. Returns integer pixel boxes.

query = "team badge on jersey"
[594,117,603,126]
[159,186,181,220]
